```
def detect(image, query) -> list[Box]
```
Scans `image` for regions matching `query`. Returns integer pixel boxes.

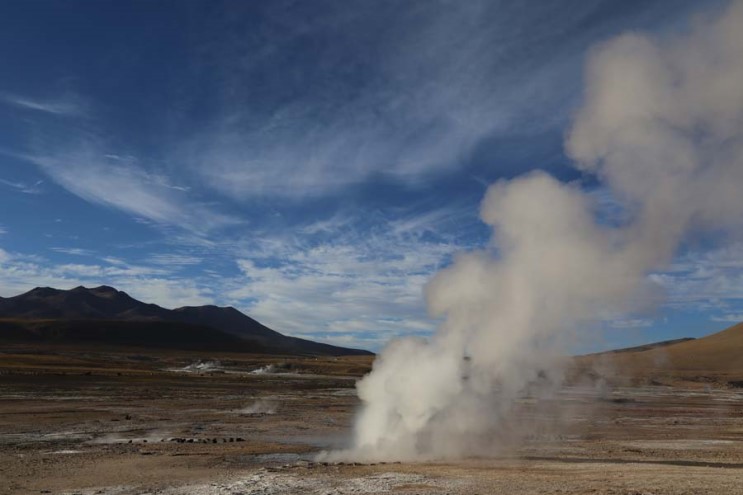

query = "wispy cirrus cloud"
[0,92,87,117]
[147,253,203,267]
[50,247,96,257]
[711,313,743,323]
[227,255,439,347]
[18,142,239,235]
[182,1,545,198]
[0,178,44,194]
[3,89,237,236]
[176,0,702,199]
[221,206,474,346]
[608,318,654,329]
[650,242,743,315]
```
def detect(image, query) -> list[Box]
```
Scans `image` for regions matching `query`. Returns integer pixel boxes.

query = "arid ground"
[2,344,743,495]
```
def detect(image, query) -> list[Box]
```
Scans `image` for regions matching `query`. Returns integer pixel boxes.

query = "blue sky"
[0,0,738,351]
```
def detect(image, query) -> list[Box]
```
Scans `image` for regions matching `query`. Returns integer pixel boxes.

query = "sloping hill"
[600,337,696,354]
[170,305,282,340]
[576,322,743,386]
[0,286,371,356]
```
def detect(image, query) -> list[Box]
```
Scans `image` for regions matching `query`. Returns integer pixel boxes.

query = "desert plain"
[1,336,743,495]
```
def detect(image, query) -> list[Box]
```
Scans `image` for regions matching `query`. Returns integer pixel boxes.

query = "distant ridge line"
[0,285,372,356]
[581,337,696,357]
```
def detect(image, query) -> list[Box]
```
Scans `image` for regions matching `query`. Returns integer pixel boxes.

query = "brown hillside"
[575,322,743,387]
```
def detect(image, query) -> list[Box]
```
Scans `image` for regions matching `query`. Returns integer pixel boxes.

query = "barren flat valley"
[2,344,743,495]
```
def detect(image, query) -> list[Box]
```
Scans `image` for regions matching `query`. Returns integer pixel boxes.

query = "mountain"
[576,322,743,386]
[0,286,371,356]
[0,318,263,353]
[0,286,167,320]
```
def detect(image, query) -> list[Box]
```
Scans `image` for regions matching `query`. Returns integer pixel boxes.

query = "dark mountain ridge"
[0,286,371,356]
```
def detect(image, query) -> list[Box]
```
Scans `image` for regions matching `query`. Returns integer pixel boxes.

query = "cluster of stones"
[165,437,246,444]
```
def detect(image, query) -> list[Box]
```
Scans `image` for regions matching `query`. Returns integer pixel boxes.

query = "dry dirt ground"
[1,345,743,495]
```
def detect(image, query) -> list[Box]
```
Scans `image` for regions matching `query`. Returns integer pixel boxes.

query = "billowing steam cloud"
[328,1,743,461]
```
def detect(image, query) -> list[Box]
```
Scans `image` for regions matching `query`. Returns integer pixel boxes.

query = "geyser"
[331,1,743,462]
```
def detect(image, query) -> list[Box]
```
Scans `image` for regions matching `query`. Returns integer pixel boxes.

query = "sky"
[0,0,739,352]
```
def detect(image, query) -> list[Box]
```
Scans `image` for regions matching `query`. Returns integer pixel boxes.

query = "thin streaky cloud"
[608,318,654,329]
[50,247,96,256]
[147,253,203,266]
[712,313,743,323]
[0,92,86,117]
[15,143,240,235]
[178,1,696,199]
[0,178,44,194]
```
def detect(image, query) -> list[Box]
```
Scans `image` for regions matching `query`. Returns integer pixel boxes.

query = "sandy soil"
[1,345,743,494]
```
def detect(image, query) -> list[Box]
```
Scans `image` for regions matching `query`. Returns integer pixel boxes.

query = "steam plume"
[333,1,743,461]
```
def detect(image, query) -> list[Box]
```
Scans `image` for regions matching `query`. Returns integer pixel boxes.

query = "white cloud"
[146,253,203,267]
[101,256,126,265]
[650,241,743,309]
[0,178,43,194]
[608,318,654,329]
[711,313,743,323]
[113,278,213,308]
[21,142,238,234]
[51,247,96,256]
[0,247,11,264]
[0,92,86,116]
[309,331,398,353]
[180,1,677,199]
[223,209,468,343]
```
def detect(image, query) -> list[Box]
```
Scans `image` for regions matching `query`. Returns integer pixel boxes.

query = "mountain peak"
[90,285,125,296]
[68,285,133,300]
[26,287,63,297]
[92,285,118,292]
[70,285,118,293]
